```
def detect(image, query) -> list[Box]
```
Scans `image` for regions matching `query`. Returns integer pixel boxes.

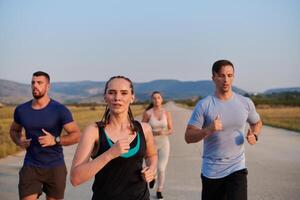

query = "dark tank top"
[91,121,150,200]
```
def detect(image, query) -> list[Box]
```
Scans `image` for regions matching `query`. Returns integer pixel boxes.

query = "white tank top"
[148,109,168,132]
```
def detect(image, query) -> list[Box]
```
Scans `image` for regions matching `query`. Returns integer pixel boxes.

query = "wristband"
[253,133,258,141]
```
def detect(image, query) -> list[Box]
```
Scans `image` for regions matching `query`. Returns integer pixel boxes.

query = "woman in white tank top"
[142,91,173,200]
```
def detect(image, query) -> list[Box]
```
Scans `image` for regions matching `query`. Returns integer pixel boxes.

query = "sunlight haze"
[1,0,299,92]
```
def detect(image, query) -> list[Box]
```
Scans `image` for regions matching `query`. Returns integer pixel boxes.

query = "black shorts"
[18,164,67,199]
[201,168,248,200]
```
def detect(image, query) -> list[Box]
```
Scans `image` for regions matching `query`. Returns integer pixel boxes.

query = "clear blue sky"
[1,0,299,92]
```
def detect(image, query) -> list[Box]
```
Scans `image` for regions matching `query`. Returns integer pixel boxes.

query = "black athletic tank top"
[91,121,150,200]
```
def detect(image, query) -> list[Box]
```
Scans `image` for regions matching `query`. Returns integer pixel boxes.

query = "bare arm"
[185,125,211,143]
[141,122,158,183]
[38,121,81,147]
[246,120,263,145]
[10,121,31,148]
[162,111,173,135]
[61,121,81,146]
[141,111,150,123]
[10,121,22,145]
[70,124,130,186]
[185,115,222,143]
[250,119,263,136]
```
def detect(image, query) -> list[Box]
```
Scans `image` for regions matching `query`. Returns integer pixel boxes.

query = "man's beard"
[32,90,45,99]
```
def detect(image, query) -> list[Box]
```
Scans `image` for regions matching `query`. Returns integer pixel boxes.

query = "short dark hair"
[212,60,234,75]
[32,71,50,82]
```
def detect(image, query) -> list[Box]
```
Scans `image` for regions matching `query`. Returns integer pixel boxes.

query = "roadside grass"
[0,104,145,159]
[178,103,300,133]
[257,106,300,132]
[0,106,20,158]
[2,103,298,158]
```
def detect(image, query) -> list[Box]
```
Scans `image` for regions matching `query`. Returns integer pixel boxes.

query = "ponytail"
[145,103,154,111]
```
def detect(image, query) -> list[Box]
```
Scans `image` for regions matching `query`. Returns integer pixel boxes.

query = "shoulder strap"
[91,121,104,159]
[133,120,143,134]
[134,120,147,144]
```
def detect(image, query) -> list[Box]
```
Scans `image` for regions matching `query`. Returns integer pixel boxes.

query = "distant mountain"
[51,81,106,96]
[0,79,248,104]
[0,79,32,104]
[264,87,300,94]
[134,80,247,100]
[0,79,77,104]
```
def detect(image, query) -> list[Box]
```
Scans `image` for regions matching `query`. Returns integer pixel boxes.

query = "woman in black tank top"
[70,76,158,200]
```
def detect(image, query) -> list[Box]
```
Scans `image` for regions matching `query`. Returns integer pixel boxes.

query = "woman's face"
[152,93,163,107]
[104,78,135,114]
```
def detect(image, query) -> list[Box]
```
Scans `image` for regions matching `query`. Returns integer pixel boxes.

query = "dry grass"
[0,106,20,158]
[257,106,300,132]
[3,104,298,158]
[0,104,145,158]
[180,103,300,133]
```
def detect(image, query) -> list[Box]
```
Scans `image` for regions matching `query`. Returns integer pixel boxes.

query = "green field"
[0,105,145,159]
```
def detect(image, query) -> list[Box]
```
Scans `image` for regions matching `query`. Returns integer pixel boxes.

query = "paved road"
[1,103,300,200]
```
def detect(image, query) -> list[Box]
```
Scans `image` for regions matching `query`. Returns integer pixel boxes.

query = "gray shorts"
[18,164,67,199]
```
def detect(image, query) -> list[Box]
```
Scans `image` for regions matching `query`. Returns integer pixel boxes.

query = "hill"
[264,87,300,94]
[0,79,247,104]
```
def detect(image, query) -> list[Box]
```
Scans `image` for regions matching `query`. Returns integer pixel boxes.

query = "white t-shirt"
[188,93,260,178]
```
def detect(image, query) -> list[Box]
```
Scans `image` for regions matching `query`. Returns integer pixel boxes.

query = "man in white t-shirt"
[185,60,262,200]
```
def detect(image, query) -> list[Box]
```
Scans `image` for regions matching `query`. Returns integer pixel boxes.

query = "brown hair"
[99,76,137,133]
[145,91,162,111]
[212,60,234,76]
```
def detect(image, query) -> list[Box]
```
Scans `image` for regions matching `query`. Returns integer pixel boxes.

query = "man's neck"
[32,96,51,109]
[215,90,233,101]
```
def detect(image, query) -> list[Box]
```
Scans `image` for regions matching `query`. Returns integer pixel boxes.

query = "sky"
[0,0,299,92]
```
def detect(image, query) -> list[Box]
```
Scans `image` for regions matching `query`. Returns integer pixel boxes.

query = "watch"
[253,133,258,141]
[55,136,61,145]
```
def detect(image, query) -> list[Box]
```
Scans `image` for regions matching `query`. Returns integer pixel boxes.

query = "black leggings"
[201,168,248,200]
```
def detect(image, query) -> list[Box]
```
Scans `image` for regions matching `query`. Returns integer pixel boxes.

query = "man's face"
[31,76,49,99]
[212,65,234,93]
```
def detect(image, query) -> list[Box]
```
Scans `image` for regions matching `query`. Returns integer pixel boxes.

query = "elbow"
[185,131,196,144]
[70,181,79,187]
[70,169,81,186]
[185,139,192,144]
[70,174,80,187]
[185,135,192,144]
[70,178,78,187]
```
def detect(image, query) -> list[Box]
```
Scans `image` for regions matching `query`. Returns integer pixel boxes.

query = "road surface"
[0,102,299,199]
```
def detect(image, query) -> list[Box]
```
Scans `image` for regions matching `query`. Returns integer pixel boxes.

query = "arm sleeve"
[60,106,74,125]
[247,99,260,124]
[188,102,205,129]
[13,106,21,124]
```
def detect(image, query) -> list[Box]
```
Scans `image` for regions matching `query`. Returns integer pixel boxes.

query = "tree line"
[174,92,300,107]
